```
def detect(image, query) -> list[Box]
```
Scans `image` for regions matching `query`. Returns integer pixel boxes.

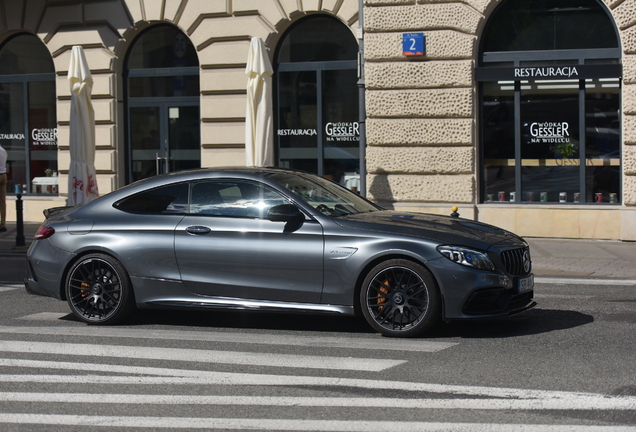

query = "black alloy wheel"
[65,253,134,324]
[361,259,440,337]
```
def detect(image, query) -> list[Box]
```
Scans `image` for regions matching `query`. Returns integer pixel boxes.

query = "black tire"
[65,253,135,324]
[360,259,441,337]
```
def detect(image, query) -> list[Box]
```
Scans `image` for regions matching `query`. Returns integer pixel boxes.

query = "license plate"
[518,274,534,293]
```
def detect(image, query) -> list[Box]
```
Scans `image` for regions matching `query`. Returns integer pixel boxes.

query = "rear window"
[114,183,189,214]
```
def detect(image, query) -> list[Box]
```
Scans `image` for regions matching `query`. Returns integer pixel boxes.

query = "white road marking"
[0,340,404,371]
[0,325,458,353]
[17,312,68,321]
[534,294,595,300]
[0,286,20,292]
[0,414,634,431]
[535,277,636,286]
[1,358,635,406]
[0,392,634,411]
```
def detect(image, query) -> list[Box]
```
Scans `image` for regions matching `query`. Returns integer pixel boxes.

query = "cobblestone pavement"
[1,222,635,279]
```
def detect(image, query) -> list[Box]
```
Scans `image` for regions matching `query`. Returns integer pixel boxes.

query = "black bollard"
[15,193,25,247]
[450,206,460,218]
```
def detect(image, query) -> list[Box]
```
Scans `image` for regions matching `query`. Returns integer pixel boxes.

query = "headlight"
[437,245,495,271]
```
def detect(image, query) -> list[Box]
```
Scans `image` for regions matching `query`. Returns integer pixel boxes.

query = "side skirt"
[145,297,354,315]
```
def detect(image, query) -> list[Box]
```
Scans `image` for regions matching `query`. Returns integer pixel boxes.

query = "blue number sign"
[402,33,425,56]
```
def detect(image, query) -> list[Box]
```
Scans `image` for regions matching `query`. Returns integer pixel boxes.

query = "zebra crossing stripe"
[0,325,458,352]
[0,392,634,411]
[1,358,635,407]
[0,340,404,371]
[0,414,633,431]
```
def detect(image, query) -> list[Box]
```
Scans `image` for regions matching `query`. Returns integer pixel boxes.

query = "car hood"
[333,211,526,251]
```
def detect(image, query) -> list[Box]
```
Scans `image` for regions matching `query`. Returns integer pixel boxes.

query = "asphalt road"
[0,270,635,430]
[0,255,26,284]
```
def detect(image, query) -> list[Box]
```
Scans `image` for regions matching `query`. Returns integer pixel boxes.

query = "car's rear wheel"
[361,259,440,337]
[65,253,134,324]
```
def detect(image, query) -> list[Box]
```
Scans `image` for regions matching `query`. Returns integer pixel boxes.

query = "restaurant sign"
[475,64,621,81]
[32,128,58,146]
[525,122,571,145]
[326,122,359,142]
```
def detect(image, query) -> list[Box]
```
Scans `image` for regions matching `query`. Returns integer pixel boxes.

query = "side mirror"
[267,204,304,224]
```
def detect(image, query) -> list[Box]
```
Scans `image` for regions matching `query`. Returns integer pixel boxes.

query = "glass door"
[130,106,160,182]
[129,103,200,182]
[125,25,200,184]
[168,105,200,174]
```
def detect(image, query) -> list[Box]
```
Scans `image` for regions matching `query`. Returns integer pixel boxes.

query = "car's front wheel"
[360,259,440,337]
[65,253,134,324]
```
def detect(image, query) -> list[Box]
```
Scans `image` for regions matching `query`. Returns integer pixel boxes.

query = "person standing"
[0,144,6,232]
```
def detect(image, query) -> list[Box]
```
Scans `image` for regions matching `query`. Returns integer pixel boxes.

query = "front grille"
[501,247,531,276]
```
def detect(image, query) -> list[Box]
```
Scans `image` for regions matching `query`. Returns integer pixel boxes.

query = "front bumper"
[428,257,535,320]
[462,286,535,316]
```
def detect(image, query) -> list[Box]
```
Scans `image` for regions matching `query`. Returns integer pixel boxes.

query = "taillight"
[34,226,55,240]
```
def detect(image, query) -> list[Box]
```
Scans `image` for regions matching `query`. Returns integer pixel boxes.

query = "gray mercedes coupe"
[25,167,535,337]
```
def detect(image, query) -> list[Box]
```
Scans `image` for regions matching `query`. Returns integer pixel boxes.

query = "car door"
[174,179,324,303]
[111,182,189,282]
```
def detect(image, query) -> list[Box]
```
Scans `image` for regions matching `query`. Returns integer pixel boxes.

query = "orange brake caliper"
[377,279,390,311]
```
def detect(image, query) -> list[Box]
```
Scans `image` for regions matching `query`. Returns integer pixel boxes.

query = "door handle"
[155,153,167,175]
[185,226,211,235]
[164,140,170,173]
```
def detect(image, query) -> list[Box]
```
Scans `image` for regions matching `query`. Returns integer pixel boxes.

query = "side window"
[190,180,289,218]
[114,183,189,214]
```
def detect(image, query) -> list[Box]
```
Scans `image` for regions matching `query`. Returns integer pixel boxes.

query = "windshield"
[269,173,381,217]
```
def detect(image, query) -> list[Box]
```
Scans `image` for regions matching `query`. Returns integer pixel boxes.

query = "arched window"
[0,34,57,195]
[275,15,360,191]
[125,25,200,183]
[477,0,621,204]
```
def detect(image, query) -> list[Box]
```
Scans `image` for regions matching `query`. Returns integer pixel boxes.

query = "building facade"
[1,0,635,239]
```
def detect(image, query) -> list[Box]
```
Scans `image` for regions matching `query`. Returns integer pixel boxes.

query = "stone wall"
[613,0,636,205]
[363,0,478,204]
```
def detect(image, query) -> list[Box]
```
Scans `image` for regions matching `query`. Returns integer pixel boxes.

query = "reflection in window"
[482,0,618,52]
[585,79,620,203]
[0,34,56,195]
[190,181,288,218]
[482,82,515,201]
[519,84,580,203]
[0,34,55,75]
[127,26,199,99]
[127,26,198,69]
[277,16,358,63]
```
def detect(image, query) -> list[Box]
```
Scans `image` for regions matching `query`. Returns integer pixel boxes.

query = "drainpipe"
[357,0,366,197]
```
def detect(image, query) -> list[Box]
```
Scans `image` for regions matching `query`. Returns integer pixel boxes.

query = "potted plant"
[551,142,578,159]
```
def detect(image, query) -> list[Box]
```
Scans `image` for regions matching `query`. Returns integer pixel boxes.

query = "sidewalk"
[526,238,636,279]
[1,221,635,279]
[0,222,41,255]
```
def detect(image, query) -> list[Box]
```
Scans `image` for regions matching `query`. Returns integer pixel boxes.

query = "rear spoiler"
[43,206,73,219]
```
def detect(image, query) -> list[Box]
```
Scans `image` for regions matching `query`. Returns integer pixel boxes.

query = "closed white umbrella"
[245,37,274,167]
[67,45,98,206]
